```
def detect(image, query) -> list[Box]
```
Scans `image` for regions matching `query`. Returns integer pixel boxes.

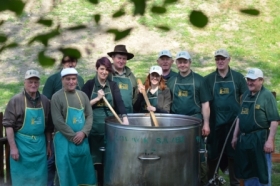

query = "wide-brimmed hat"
[107,45,134,60]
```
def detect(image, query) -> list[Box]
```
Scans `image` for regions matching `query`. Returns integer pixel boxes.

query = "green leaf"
[59,48,81,59]
[240,9,260,16]
[5,42,18,49]
[0,34,7,43]
[65,25,87,31]
[130,0,146,16]
[107,28,133,41]
[189,10,208,28]
[151,6,167,14]
[0,0,25,16]
[112,9,126,18]
[94,14,101,25]
[38,50,56,67]
[0,42,18,53]
[28,28,60,46]
[0,20,4,26]
[156,25,170,31]
[164,0,178,5]
[87,0,99,4]
[37,19,53,27]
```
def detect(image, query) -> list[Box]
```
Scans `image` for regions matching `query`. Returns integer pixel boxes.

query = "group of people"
[2,44,279,186]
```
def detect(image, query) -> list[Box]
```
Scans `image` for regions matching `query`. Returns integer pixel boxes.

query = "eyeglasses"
[215,57,227,61]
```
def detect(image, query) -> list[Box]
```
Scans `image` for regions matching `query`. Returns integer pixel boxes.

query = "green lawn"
[0,0,280,185]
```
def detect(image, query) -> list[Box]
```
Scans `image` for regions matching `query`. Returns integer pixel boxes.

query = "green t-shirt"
[204,68,247,125]
[167,71,211,115]
[43,71,84,100]
[204,68,247,104]
[239,86,280,132]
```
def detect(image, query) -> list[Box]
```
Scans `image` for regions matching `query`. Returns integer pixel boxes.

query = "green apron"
[10,97,47,186]
[112,76,133,113]
[212,71,239,128]
[170,74,205,163]
[89,83,113,164]
[234,92,269,184]
[170,74,201,117]
[208,71,239,159]
[140,89,159,112]
[54,91,96,186]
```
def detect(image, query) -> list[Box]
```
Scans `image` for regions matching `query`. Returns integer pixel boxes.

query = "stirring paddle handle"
[137,79,159,127]
[103,96,123,124]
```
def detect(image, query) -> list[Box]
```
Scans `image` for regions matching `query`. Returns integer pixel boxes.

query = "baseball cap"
[158,50,172,58]
[25,70,40,79]
[61,68,78,77]
[214,49,230,58]
[176,51,191,60]
[149,66,163,76]
[245,68,263,80]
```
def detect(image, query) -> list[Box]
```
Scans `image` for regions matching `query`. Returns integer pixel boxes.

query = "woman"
[82,57,128,185]
[133,65,171,113]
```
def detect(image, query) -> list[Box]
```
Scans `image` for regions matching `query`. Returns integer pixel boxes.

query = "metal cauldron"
[103,114,201,186]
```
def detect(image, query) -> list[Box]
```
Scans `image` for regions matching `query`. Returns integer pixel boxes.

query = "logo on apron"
[73,116,83,124]
[219,87,229,94]
[97,100,105,107]
[255,104,260,109]
[119,83,128,90]
[31,117,43,125]
[241,107,249,114]
[178,90,188,97]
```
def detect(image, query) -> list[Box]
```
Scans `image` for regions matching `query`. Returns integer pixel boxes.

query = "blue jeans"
[47,141,56,186]
[244,153,271,186]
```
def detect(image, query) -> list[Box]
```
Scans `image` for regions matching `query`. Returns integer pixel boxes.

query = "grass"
[0,0,280,184]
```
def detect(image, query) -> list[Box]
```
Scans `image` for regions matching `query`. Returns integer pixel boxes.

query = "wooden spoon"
[137,79,159,127]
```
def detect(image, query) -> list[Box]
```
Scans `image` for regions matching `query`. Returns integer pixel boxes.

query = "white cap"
[158,50,172,58]
[214,49,230,58]
[25,69,40,79]
[61,68,78,77]
[149,66,163,76]
[176,51,191,60]
[245,68,263,80]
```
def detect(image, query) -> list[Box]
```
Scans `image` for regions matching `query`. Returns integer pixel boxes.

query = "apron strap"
[64,91,83,109]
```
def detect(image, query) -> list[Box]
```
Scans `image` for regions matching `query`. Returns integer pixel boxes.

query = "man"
[167,51,211,185]
[107,44,137,113]
[232,68,279,185]
[43,55,84,186]
[51,68,96,186]
[43,55,84,99]
[204,49,247,186]
[3,69,52,186]
[157,50,177,81]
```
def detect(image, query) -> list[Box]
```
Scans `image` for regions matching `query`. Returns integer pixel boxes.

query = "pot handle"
[99,147,106,152]
[138,154,160,160]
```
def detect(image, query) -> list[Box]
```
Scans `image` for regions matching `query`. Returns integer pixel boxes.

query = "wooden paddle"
[137,79,159,127]
[102,96,123,124]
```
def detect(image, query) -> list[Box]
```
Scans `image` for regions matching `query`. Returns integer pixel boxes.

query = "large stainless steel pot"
[104,114,201,186]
